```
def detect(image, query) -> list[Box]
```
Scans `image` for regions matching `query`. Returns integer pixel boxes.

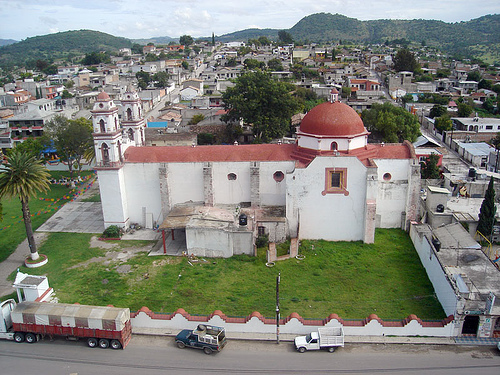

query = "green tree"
[221,70,300,142]
[131,43,143,54]
[466,70,481,82]
[457,102,473,118]
[153,71,169,88]
[361,102,421,143]
[420,153,441,179]
[393,48,420,73]
[434,115,452,132]
[244,58,266,70]
[11,137,45,159]
[43,116,93,178]
[429,105,447,119]
[64,79,74,89]
[188,114,205,125]
[278,30,293,45]
[478,79,492,90]
[258,36,272,45]
[81,52,111,65]
[477,177,497,237]
[144,53,157,62]
[267,58,284,71]
[0,149,50,260]
[181,61,189,70]
[179,35,194,46]
[136,70,151,89]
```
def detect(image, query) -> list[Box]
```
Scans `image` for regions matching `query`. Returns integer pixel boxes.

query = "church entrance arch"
[461,315,479,335]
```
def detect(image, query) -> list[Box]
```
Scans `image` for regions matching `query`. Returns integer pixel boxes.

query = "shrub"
[102,225,122,238]
[255,233,269,248]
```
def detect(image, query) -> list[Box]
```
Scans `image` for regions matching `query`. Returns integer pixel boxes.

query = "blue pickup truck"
[175,324,226,354]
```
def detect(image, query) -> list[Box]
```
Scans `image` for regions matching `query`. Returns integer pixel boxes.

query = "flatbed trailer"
[1,299,131,349]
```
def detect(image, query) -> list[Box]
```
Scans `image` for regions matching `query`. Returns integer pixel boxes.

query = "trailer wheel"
[203,346,213,355]
[25,333,37,343]
[328,346,336,353]
[87,338,98,348]
[110,339,122,350]
[13,332,25,343]
[298,347,306,353]
[176,341,186,349]
[98,338,110,349]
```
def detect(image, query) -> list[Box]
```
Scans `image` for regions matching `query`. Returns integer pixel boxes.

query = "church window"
[101,143,110,165]
[330,142,338,151]
[273,171,284,182]
[99,119,106,133]
[383,173,392,181]
[127,108,133,121]
[227,173,237,180]
[128,128,134,141]
[323,168,348,196]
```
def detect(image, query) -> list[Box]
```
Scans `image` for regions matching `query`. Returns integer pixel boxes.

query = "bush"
[255,233,269,248]
[102,225,122,238]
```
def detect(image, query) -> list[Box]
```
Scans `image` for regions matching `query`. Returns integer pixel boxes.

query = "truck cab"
[294,332,320,351]
[0,299,16,341]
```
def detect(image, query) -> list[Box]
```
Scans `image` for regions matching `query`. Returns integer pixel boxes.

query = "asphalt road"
[1,335,499,375]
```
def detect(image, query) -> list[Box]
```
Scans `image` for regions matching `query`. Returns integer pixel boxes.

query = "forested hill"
[0,30,132,68]
[220,13,500,62]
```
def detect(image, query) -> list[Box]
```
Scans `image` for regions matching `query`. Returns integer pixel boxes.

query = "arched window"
[330,142,338,151]
[227,173,237,180]
[99,119,106,133]
[128,128,134,141]
[127,108,133,121]
[101,143,110,164]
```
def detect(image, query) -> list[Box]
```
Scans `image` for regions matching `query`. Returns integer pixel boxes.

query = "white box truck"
[294,327,344,353]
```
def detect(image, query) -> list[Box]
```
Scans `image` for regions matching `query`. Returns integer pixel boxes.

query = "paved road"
[1,335,499,375]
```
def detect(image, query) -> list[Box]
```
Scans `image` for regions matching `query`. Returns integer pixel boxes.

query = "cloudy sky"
[1,0,499,41]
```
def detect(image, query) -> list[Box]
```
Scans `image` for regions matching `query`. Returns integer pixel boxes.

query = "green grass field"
[0,171,95,262]
[10,229,446,320]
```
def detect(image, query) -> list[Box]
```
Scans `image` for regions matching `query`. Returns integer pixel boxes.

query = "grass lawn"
[12,229,446,321]
[0,171,95,263]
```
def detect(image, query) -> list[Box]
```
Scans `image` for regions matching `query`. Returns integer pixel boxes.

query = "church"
[92,88,420,257]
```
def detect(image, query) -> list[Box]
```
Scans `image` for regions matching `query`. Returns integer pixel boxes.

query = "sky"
[1,0,499,41]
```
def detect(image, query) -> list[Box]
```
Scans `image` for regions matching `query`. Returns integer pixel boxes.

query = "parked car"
[175,324,226,354]
[294,327,344,353]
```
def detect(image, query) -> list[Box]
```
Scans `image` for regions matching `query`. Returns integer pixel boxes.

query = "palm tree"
[0,149,50,260]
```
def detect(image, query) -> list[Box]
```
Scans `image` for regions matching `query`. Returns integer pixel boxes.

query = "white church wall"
[212,162,251,205]
[287,156,368,241]
[374,159,411,228]
[259,161,295,206]
[167,163,205,206]
[123,163,162,227]
[98,169,130,229]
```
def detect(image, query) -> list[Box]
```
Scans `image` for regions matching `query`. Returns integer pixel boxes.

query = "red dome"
[299,101,367,137]
[97,91,111,101]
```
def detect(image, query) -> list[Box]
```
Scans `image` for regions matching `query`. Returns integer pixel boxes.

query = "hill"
[132,36,177,45]
[0,39,18,47]
[217,13,500,63]
[0,30,132,68]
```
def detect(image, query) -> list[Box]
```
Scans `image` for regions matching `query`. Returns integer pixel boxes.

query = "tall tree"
[278,30,293,45]
[393,48,420,73]
[221,70,299,142]
[434,115,453,132]
[43,116,93,178]
[429,104,447,119]
[477,177,497,238]
[361,102,421,143]
[420,153,441,179]
[0,149,50,260]
[179,35,194,46]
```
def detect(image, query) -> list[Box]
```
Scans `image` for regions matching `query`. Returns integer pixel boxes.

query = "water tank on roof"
[432,238,441,252]
[239,213,247,226]
[436,204,445,213]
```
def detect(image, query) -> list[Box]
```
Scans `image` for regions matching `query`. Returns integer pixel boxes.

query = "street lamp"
[276,272,280,344]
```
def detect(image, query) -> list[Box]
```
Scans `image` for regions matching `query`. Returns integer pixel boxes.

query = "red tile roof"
[124,144,297,163]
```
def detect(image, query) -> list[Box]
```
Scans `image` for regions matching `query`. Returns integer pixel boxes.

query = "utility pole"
[276,272,280,344]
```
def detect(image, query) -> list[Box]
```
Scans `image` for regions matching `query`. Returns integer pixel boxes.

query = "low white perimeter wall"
[131,308,455,337]
[409,223,459,317]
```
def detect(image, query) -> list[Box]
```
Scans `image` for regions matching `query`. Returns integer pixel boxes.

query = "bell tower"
[120,86,146,148]
[91,91,129,229]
